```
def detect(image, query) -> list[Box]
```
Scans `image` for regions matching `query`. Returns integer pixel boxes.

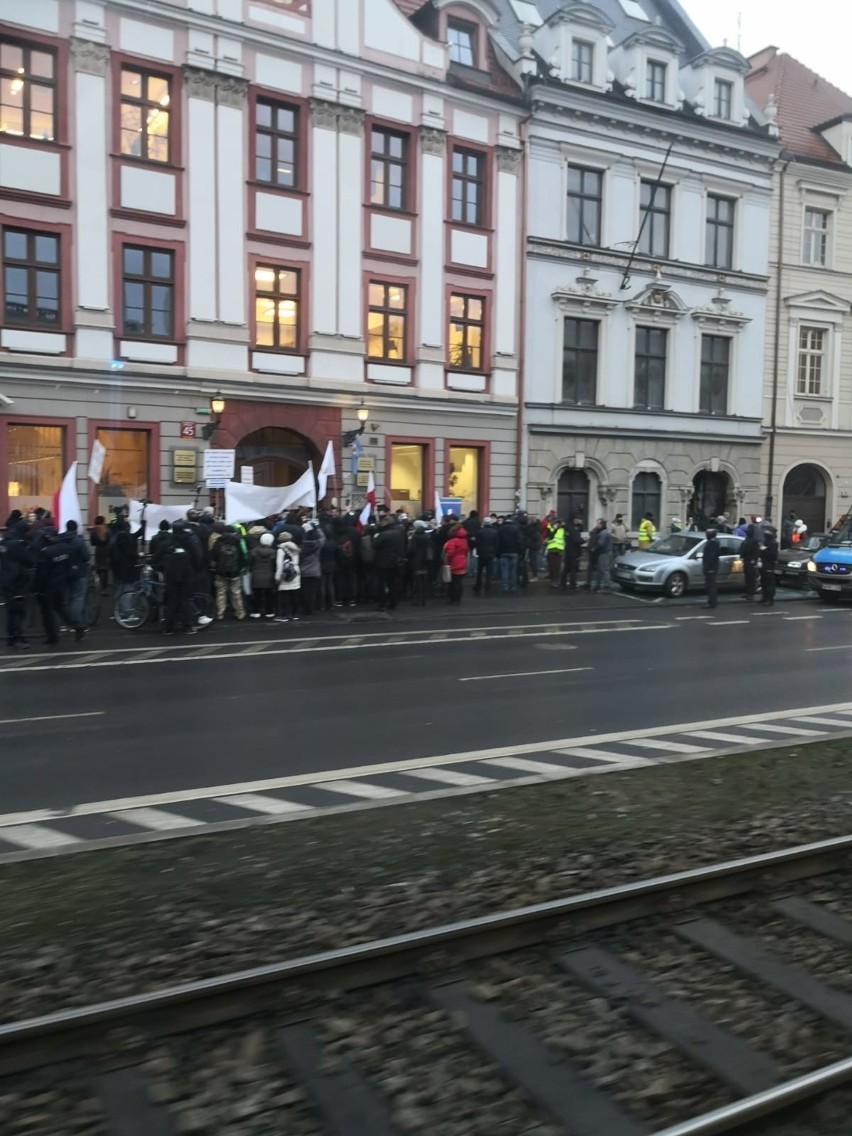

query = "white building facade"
[496,0,778,529]
[0,0,524,522]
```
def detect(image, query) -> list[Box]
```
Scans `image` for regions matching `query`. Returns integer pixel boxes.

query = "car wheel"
[664,571,688,599]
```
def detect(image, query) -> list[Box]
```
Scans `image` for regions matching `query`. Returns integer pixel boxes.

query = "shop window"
[7,423,64,513]
[448,446,481,515]
[95,428,149,517]
[390,442,426,517]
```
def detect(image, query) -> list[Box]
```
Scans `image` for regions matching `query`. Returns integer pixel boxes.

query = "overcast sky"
[680,0,849,93]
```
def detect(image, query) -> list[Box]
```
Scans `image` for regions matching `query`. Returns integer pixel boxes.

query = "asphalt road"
[0,586,848,815]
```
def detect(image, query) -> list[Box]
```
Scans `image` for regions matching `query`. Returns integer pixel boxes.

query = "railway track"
[6,835,852,1135]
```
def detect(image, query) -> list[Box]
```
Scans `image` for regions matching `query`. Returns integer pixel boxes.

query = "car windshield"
[828,523,852,546]
[643,535,702,556]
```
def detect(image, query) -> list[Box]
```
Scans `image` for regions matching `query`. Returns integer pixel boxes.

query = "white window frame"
[713,78,733,120]
[646,58,667,102]
[571,38,595,84]
[796,326,826,396]
[802,206,832,267]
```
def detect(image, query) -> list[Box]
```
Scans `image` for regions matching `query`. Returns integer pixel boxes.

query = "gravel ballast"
[2,739,852,1024]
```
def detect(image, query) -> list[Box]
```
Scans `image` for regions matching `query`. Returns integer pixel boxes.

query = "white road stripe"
[806,645,851,652]
[628,739,709,754]
[708,620,750,626]
[685,730,772,745]
[790,716,849,727]
[404,768,496,787]
[784,616,822,621]
[460,667,592,682]
[109,808,204,831]
[318,780,406,800]
[676,616,714,621]
[553,747,654,767]
[736,723,822,736]
[486,756,575,775]
[0,711,104,726]
[0,824,81,849]
[215,793,311,815]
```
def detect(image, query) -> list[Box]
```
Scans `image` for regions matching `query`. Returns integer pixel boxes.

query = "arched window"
[631,471,662,530]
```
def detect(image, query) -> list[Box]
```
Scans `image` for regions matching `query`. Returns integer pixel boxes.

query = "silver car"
[612,533,745,598]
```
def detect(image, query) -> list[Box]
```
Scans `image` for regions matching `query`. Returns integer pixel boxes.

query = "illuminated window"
[0,39,55,141]
[448,21,476,66]
[448,446,481,515]
[2,228,60,328]
[449,293,484,371]
[120,67,171,163]
[7,423,64,511]
[390,443,426,516]
[121,246,174,340]
[451,148,484,227]
[96,428,150,515]
[255,99,298,187]
[367,282,407,361]
[255,265,300,351]
[370,128,407,211]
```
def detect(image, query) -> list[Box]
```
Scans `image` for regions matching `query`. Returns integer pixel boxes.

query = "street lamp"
[342,399,370,446]
[201,391,226,440]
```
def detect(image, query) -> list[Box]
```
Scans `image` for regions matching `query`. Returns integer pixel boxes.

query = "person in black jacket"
[1,520,34,649]
[561,519,583,591]
[758,527,779,606]
[35,528,82,643]
[373,515,406,611]
[109,519,140,593]
[740,524,761,601]
[163,526,203,634]
[407,520,432,606]
[701,529,721,609]
[473,516,498,594]
[497,515,520,593]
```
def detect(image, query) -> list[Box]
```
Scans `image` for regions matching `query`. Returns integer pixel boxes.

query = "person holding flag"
[359,470,377,527]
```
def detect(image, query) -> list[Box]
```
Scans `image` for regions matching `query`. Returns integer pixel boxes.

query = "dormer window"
[714,78,733,120]
[646,60,667,102]
[448,20,476,66]
[571,39,594,83]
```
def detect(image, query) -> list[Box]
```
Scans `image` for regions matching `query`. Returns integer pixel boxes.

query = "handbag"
[440,564,452,584]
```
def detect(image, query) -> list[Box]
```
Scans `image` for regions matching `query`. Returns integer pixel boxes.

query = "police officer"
[759,526,779,606]
[701,528,721,610]
[740,523,760,601]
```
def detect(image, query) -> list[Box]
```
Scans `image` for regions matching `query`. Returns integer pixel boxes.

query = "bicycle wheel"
[114,588,150,630]
[84,580,101,627]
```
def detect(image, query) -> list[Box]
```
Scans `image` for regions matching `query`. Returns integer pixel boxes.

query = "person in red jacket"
[442,523,469,605]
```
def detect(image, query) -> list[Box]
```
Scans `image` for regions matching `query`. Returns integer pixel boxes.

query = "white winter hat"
[260,532,274,547]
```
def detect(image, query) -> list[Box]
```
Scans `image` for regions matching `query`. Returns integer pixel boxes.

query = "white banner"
[128,499,193,540]
[88,439,106,484]
[224,462,316,524]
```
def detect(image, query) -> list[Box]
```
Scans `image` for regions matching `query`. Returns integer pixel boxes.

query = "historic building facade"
[746,47,852,534]
[0,0,524,521]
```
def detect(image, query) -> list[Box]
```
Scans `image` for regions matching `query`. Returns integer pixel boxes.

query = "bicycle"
[113,561,214,631]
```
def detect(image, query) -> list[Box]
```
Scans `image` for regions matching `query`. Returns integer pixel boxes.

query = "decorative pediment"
[686,47,751,75]
[785,290,851,314]
[618,27,684,55]
[552,269,618,314]
[434,0,499,25]
[625,281,688,324]
[548,2,614,34]
[691,289,750,332]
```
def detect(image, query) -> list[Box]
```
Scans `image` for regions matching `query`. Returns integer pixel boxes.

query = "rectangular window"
[571,39,594,83]
[367,281,407,361]
[562,317,598,405]
[2,228,60,328]
[803,207,830,266]
[120,67,171,163]
[449,293,485,371]
[646,59,667,102]
[95,428,149,516]
[705,194,735,269]
[451,147,484,227]
[7,423,64,511]
[121,246,174,340]
[447,20,476,66]
[390,443,426,517]
[714,78,733,119]
[797,326,826,396]
[254,265,300,351]
[254,99,298,188]
[448,445,482,515]
[370,127,407,211]
[700,334,730,415]
[633,327,667,410]
[639,180,671,258]
[567,166,602,246]
[0,39,56,141]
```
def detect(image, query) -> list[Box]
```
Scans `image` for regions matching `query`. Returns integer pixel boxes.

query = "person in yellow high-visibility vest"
[638,512,656,549]
[544,518,565,587]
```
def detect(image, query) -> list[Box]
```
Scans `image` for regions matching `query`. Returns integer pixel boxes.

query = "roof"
[391,0,429,15]
[746,46,852,163]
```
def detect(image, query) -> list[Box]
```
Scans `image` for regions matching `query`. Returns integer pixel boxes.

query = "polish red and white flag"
[358,470,377,527]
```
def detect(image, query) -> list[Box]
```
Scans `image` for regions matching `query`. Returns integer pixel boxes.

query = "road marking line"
[628,739,709,754]
[783,616,822,621]
[708,620,750,626]
[486,756,576,775]
[751,611,789,616]
[109,808,204,831]
[685,730,772,745]
[318,780,407,800]
[806,645,851,652]
[0,824,81,849]
[5,699,852,827]
[676,616,714,621]
[736,723,823,736]
[553,747,654,767]
[404,768,496,787]
[790,716,851,727]
[215,793,311,815]
[459,667,593,682]
[0,711,104,726]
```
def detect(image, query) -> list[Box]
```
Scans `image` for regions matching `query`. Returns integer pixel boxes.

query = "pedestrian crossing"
[2,704,852,860]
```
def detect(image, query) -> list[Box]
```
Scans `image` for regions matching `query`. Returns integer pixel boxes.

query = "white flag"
[53,462,83,530]
[434,490,444,521]
[317,440,336,503]
[359,470,376,526]
[88,439,106,484]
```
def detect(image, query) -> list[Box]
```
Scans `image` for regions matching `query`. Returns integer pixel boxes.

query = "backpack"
[164,539,192,584]
[279,551,298,583]
[216,540,240,578]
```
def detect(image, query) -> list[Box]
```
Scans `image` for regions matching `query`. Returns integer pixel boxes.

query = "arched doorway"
[690,470,733,526]
[631,472,662,530]
[235,427,316,487]
[557,469,590,523]
[783,463,827,534]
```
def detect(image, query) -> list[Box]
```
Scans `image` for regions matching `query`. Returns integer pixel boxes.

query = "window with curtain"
[7,423,64,511]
